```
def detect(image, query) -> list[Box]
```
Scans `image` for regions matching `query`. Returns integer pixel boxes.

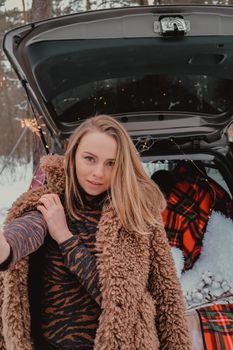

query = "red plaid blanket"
[197,304,233,350]
[162,161,233,270]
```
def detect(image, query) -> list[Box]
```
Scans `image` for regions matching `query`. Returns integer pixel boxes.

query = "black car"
[3,5,233,349]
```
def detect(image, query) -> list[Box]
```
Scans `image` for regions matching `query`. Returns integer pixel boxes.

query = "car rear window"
[28,38,233,123]
[52,74,233,122]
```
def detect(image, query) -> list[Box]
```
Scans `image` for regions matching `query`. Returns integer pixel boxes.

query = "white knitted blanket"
[171,211,233,309]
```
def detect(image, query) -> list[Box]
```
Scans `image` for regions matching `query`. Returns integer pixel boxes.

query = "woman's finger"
[52,194,61,205]
[40,194,59,206]
[38,198,48,207]
[37,204,47,216]
[39,195,55,203]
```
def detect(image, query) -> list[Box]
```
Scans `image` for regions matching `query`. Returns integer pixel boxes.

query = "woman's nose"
[93,164,104,178]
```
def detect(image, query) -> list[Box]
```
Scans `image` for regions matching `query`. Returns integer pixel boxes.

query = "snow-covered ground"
[0,159,33,228]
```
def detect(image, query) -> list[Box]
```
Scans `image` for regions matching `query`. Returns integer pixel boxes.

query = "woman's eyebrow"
[83,151,115,161]
[83,151,97,157]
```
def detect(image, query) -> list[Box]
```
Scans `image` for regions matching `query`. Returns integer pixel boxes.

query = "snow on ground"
[0,159,33,228]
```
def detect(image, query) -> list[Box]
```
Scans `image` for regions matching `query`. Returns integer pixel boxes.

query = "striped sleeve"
[1,211,47,268]
[59,236,101,305]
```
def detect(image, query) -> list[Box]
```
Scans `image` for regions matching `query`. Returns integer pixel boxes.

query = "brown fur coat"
[0,155,191,350]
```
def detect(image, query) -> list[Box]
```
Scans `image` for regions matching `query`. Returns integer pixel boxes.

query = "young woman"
[0,115,191,350]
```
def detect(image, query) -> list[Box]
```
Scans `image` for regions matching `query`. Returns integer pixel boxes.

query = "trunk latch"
[154,16,190,36]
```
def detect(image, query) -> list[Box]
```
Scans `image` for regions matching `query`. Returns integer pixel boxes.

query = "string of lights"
[22,80,50,154]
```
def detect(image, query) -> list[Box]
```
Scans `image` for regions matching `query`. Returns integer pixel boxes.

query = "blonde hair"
[64,115,166,235]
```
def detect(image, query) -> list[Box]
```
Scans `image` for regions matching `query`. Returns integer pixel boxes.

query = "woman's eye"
[107,161,115,167]
[84,156,94,162]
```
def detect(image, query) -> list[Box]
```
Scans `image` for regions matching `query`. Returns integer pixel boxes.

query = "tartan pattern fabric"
[162,173,212,270]
[208,177,233,219]
[162,162,233,271]
[197,304,233,350]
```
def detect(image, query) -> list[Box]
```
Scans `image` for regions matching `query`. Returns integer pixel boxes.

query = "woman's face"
[75,131,117,196]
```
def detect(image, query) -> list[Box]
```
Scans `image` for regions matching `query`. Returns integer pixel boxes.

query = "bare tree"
[86,0,91,10]
[30,0,52,21]
[136,0,149,4]
[30,0,53,170]
[0,5,32,166]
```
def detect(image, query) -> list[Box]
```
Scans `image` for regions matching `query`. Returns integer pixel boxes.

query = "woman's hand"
[37,194,73,244]
[0,233,10,264]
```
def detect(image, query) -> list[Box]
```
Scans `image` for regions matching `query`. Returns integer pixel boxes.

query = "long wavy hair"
[64,115,166,234]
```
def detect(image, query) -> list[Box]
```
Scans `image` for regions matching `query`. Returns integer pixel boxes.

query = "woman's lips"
[87,180,103,186]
